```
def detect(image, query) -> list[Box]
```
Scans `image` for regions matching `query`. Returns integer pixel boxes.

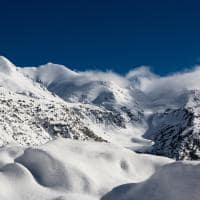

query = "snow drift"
[102,161,200,200]
[0,139,172,200]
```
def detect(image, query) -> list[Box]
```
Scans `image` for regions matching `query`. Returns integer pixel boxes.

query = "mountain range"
[0,56,200,200]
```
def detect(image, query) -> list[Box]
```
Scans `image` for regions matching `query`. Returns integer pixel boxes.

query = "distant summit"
[0,56,16,75]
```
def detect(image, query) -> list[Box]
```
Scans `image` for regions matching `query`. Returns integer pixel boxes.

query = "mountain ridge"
[0,56,200,160]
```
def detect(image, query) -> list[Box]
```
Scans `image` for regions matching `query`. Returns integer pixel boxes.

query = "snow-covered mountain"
[0,56,55,99]
[144,90,200,160]
[0,56,149,151]
[19,59,200,160]
[0,56,200,199]
[20,63,143,120]
[0,56,200,160]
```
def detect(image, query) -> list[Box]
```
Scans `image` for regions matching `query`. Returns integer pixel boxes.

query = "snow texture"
[102,161,200,200]
[0,139,172,200]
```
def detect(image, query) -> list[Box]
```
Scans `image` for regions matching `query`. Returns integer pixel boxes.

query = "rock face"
[147,108,200,160]
[0,86,142,146]
[146,90,200,160]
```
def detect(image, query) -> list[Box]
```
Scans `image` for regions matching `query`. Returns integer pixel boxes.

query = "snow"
[0,56,16,75]
[1,56,200,158]
[0,86,146,147]
[19,63,78,86]
[0,56,58,99]
[19,63,138,109]
[0,56,200,199]
[0,139,172,200]
[0,56,200,158]
[102,161,200,200]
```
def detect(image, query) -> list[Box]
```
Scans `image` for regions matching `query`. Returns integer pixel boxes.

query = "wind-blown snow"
[0,56,16,75]
[20,65,133,107]
[20,63,78,86]
[0,139,172,200]
[0,56,57,99]
[20,62,200,109]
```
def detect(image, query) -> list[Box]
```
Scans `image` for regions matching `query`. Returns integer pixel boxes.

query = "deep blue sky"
[1,0,200,75]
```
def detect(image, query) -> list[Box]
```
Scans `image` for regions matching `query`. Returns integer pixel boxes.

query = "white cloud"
[142,66,200,94]
[126,66,158,91]
[126,66,156,79]
[73,70,130,88]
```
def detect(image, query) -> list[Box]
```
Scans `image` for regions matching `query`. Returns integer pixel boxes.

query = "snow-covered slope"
[0,138,172,200]
[0,57,149,149]
[102,161,200,200]
[15,62,150,150]
[20,64,143,119]
[0,83,152,149]
[144,90,200,160]
[20,62,78,86]
[0,56,55,99]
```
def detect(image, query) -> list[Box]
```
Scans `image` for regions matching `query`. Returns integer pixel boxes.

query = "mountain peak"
[0,56,16,75]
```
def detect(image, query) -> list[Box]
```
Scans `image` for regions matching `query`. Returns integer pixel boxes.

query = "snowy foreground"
[102,161,200,200]
[0,139,199,200]
[0,139,167,199]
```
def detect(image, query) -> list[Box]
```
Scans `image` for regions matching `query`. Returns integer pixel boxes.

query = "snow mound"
[0,138,172,200]
[102,161,200,200]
